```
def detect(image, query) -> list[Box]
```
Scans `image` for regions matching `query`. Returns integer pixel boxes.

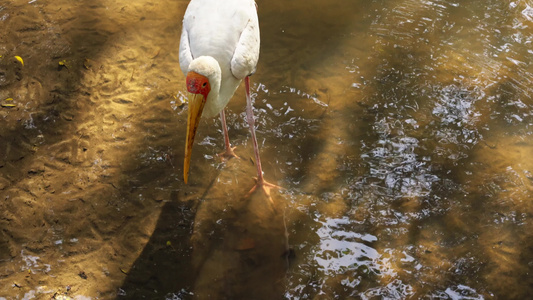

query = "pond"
[0,0,532,299]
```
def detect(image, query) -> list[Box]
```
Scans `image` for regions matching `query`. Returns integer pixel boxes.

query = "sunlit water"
[0,0,532,299]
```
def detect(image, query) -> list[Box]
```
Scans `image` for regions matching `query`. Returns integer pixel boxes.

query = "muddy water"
[1,0,532,299]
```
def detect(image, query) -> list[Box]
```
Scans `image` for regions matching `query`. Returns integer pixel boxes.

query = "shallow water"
[0,0,532,299]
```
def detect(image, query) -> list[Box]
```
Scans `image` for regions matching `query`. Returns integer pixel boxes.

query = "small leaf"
[4,97,13,101]
[151,48,161,59]
[14,56,24,66]
[78,271,88,279]
[166,240,172,247]
[83,58,92,70]
[1,104,16,108]
[58,59,70,71]
[235,237,255,250]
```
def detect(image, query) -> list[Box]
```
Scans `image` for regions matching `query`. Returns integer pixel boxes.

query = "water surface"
[0,0,532,299]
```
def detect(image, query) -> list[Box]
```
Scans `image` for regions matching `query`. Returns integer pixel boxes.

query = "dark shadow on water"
[118,191,197,299]
[119,160,291,299]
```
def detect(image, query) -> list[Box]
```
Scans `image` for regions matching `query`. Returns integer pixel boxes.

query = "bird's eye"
[202,82,207,87]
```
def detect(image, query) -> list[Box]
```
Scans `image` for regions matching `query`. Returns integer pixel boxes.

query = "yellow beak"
[184,92,206,184]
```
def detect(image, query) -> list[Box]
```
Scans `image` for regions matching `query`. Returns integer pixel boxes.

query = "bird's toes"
[217,146,239,161]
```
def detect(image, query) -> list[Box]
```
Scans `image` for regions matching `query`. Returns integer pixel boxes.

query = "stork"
[179,0,277,196]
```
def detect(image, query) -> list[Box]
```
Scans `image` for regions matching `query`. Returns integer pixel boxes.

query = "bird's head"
[183,56,221,184]
[186,71,211,99]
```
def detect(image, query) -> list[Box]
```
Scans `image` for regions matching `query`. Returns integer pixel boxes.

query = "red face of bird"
[184,71,211,184]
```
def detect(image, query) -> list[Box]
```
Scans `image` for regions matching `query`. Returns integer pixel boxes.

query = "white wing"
[179,26,193,76]
[230,5,260,79]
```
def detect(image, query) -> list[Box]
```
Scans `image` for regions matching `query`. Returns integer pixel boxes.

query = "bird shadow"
[119,158,291,300]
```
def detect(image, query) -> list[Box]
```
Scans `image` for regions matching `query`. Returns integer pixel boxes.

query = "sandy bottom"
[0,0,202,298]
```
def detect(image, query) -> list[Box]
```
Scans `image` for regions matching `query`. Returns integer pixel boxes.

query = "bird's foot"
[246,177,282,203]
[217,146,239,161]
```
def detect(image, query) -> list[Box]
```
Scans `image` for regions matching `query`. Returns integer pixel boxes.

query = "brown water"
[1,0,532,299]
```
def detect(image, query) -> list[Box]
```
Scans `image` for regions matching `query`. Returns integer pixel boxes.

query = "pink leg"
[218,109,238,159]
[244,76,279,198]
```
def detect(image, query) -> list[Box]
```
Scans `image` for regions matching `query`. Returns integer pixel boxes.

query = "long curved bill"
[184,92,206,184]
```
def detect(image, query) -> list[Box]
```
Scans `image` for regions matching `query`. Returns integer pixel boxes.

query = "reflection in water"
[310,217,408,299]
[315,217,379,274]
[0,0,533,299]
[432,85,482,161]
[363,118,438,199]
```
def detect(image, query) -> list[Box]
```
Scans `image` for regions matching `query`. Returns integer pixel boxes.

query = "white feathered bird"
[179,0,277,195]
